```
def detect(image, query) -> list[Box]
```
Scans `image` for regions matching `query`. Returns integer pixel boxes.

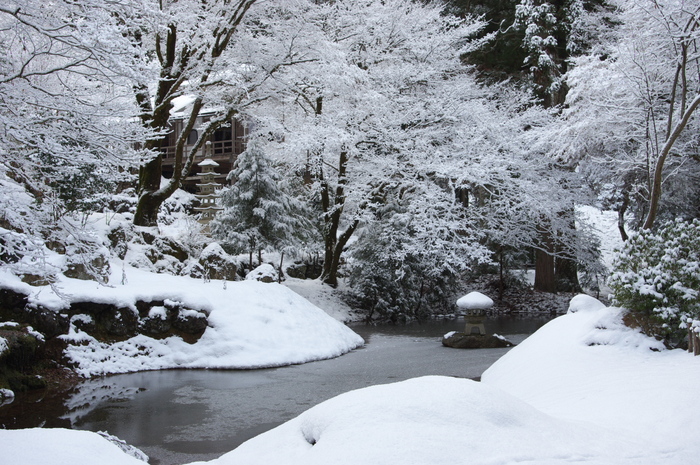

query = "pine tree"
[211,139,310,269]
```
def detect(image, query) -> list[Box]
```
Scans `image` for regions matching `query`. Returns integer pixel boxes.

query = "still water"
[0,316,550,465]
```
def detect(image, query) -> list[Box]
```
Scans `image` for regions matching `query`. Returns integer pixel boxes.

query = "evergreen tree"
[211,139,310,268]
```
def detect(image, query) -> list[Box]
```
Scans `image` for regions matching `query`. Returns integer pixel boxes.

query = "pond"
[0,316,552,465]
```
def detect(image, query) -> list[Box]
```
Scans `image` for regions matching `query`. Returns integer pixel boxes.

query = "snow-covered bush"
[348,214,462,323]
[609,218,700,346]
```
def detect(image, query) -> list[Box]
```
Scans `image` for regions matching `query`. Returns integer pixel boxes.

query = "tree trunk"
[130,1,256,227]
[555,255,581,293]
[643,94,700,230]
[534,226,556,293]
[323,219,358,287]
[554,206,581,293]
[534,248,556,293]
[319,150,355,288]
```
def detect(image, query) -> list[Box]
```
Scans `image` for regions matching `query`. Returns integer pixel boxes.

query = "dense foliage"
[609,219,700,346]
[1,0,698,323]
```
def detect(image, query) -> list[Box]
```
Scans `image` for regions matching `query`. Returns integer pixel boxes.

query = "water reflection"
[1,316,552,465]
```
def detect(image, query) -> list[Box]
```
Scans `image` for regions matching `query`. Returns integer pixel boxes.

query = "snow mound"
[456,291,494,309]
[0,428,147,465]
[482,304,700,459]
[567,293,606,313]
[201,376,655,465]
[62,278,364,376]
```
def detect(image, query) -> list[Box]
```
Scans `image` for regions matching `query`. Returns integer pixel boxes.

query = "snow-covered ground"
[0,264,363,376]
[3,294,698,464]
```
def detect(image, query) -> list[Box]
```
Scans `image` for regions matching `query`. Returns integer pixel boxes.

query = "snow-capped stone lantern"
[456,291,494,336]
[194,158,224,230]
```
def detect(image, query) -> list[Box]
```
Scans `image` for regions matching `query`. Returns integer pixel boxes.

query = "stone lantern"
[442,291,512,349]
[456,291,494,336]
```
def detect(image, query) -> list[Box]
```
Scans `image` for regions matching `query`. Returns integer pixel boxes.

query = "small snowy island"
[0,265,364,377]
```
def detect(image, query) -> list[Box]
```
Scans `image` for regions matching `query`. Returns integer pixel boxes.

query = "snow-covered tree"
[348,182,491,322]
[1,1,144,280]
[211,138,312,268]
[561,0,700,232]
[108,0,321,227]
[609,218,700,346]
[258,0,491,287]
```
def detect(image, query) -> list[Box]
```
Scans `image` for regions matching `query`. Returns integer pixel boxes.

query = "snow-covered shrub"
[348,216,461,323]
[608,218,700,346]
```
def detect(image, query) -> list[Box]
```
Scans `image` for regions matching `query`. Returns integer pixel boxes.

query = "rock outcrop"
[441,332,514,349]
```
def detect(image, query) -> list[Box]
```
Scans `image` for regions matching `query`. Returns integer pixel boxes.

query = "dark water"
[0,316,551,465]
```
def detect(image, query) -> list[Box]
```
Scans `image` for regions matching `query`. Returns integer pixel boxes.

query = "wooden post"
[689,328,695,354]
[694,331,700,356]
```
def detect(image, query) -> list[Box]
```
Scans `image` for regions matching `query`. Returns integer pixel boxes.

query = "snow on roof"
[198,159,220,167]
[456,291,494,309]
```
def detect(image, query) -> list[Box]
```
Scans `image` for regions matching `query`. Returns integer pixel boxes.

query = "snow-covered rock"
[246,263,278,283]
[567,293,606,314]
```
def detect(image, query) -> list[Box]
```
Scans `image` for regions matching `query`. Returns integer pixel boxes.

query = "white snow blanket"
[482,297,700,462]
[3,295,699,464]
[0,428,147,465]
[0,266,364,376]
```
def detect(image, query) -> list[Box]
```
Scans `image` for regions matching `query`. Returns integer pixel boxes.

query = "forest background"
[1,0,699,332]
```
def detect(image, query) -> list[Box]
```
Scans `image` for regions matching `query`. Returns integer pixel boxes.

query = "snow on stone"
[26,325,44,342]
[198,159,220,167]
[0,388,14,403]
[245,263,278,281]
[456,291,494,309]
[71,314,93,325]
[567,293,607,313]
[199,242,227,260]
[148,306,167,320]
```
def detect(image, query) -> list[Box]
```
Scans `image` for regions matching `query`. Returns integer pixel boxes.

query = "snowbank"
[0,264,364,376]
[482,296,700,458]
[0,428,147,465]
[191,375,659,465]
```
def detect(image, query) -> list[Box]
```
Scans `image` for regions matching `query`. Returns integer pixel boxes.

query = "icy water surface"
[0,316,551,465]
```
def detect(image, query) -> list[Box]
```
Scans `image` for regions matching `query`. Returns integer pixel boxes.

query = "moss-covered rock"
[441,332,514,349]
[0,326,48,392]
